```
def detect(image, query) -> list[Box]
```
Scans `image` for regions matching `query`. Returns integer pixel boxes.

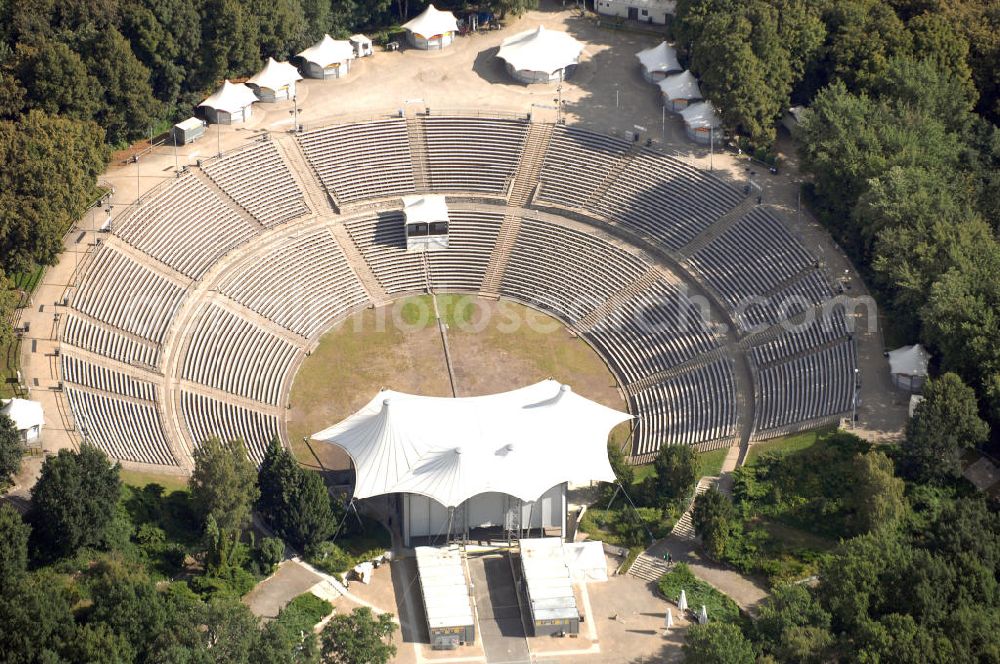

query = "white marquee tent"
[658,70,702,111]
[247,58,303,102]
[297,34,355,79]
[1,398,43,443]
[313,381,631,544]
[497,26,584,84]
[198,80,258,124]
[888,344,931,392]
[636,41,681,82]
[679,100,722,145]
[402,5,459,50]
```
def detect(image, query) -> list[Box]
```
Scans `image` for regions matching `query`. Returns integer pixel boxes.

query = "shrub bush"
[658,563,741,624]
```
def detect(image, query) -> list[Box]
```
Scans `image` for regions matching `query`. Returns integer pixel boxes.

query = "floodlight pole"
[709,125,714,171]
[661,104,665,142]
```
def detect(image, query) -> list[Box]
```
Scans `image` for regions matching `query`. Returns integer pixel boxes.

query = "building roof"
[312,380,630,508]
[1,398,44,431]
[679,100,721,130]
[402,5,459,38]
[297,34,355,68]
[174,117,204,131]
[247,57,302,90]
[497,26,584,74]
[415,546,475,629]
[636,41,681,76]
[658,70,701,100]
[403,194,450,225]
[198,80,258,113]
[888,344,931,377]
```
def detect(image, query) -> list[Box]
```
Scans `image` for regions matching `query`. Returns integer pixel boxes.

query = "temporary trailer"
[636,41,681,82]
[496,26,584,84]
[198,80,258,124]
[402,5,459,50]
[297,34,355,79]
[520,538,580,636]
[350,34,374,58]
[414,546,475,649]
[171,117,205,145]
[247,58,303,102]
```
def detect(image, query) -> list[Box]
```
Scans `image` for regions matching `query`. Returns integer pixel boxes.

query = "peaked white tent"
[198,80,258,124]
[1,398,43,443]
[298,34,355,79]
[247,58,303,102]
[659,70,702,111]
[888,344,931,392]
[679,100,722,145]
[636,41,681,82]
[313,381,631,545]
[497,26,584,84]
[402,5,459,50]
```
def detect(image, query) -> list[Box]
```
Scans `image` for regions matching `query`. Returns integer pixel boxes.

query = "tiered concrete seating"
[203,139,309,226]
[421,116,528,193]
[61,354,157,401]
[65,387,175,466]
[61,314,160,367]
[753,339,857,432]
[630,358,738,457]
[537,126,630,208]
[586,280,720,384]
[181,304,299,406]
[181,391,278,463]
[345,210,502,294]
[747,305,850,366]
[114,172,259,279]
[217,229,369,338]
[297,119,415,203]
[71,245,185,345]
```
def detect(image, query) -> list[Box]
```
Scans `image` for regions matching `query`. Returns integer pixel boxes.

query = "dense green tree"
[0,502,29,584]
[0,570,77,663]
[66,623,135,664]
[650,444,698,507]
[683,622,756,664]
[198,0,262,89]
[28,443,121,558]
[120,0,202,109]
[14,39,102,121]
[320,607,396,664]
[691,487,741,560]
[817,0,913,92]
[0,412,22,484]
[489,0,539,20]
[250,0,308,60]
[85,560,168,657]
[753,584,833,664]
[850,450,906,534]
[258,437,338,552]
[190,437,259,535]
[902,372,990,482]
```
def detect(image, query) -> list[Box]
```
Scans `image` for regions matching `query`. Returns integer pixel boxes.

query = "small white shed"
[888,344,931,393]
[1,398,43,444]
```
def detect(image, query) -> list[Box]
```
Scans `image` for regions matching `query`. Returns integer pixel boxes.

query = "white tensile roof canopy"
[198,80,258,113]
[1,398,44,431]
[402,5,459,38]
[636,41,681,75]
[497,26,584,74]
[312,381,631,508]
[888,344,931,377]
[403,194,450,225]
[247,57,303,90]
[297,34,355,67]
[658,70,702,100]
[680,100,721,129]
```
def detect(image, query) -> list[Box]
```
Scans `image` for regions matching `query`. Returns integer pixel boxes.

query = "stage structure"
[312,381,631,547]
[403,194,450,252]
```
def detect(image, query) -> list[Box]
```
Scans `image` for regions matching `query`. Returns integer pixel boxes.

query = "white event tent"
[198,80,258,124]
[888,344,931,392]
[1,398,43,443]
[247,58,303,102]
[402,5,459,50]
[497,26,584,84]
[679,100,722,145]
[313,381,631,545]
[636,41,681,82]
[659,70,702,111]
[297,34,355,79]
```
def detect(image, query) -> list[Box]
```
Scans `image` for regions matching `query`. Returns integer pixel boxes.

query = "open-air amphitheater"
[57,113,863,471]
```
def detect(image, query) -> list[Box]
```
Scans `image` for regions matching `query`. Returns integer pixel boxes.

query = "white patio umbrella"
[698,605,708,624]
[677,589,688,611]
[664,608,674,628]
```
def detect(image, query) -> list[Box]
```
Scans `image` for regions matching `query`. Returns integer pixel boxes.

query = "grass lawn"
[631,446,731,486]
[120,469,189,493]
[744,426,834,465]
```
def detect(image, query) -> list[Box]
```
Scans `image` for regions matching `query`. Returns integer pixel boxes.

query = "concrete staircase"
[581,146,638,211]
[574,266,662,332]
[190,168,267,232]
[478,210,522,298]
[329,224,391,307]
[669,477,716,542]
[624,348,726,396]
[509,123,554,207]
[271,133,340,216]
[679,195,756,258]
[406,117,431,191]
[628,552,672,583]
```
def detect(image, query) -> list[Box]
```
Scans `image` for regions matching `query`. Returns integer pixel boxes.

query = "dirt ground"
[287,296,629,470]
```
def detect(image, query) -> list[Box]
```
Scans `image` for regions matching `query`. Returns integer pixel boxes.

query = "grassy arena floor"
[286,295,631,469]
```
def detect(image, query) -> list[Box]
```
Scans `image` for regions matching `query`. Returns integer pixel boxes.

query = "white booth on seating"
[679,100,722,145]
[497,26,584,84]
[312,381,631,547]
[658,70,702,112]
[247,58,302,102]
[198,80,258,124]
[1,398,43,445]
[402,194,450,252]
[636,41,681,82]
[297,34,355,79]
[402,5,459,50]
[888,344,931,393]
